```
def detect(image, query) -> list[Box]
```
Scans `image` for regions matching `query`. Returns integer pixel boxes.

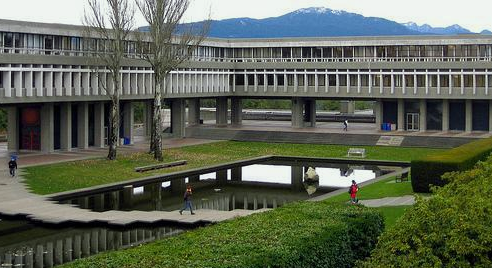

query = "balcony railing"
[1,47,492,64]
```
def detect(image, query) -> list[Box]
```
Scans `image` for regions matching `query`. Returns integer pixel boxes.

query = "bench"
[347,148,366,158]
[135,160,187,172]
[395,171,409,183]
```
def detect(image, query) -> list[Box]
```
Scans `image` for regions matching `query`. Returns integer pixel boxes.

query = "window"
[360,74,369,86]
[405,75,414,87]
[429,75,438,87]
[440,75,449,87]
[328,75,336,86]
[416,75,425,87]
[235,74,244,86]
[307,74,315,86]
[267,74,274,86]
[281,48,291,59]
[287,74,294,86]
[464,75,473,87]
[317,74,325,86]
[339,74,346,86]
[350,74,358,86]
[277,74,285,86]
[452,75,461,87]
[476,75,485,87]
[297,74,305,86]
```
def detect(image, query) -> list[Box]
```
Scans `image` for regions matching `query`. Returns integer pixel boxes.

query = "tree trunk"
[108,98,119,160]
[153,79,163,161]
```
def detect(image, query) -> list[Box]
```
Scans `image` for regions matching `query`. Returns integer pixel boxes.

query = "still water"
[0,217,182,268]
[58,160,394,213]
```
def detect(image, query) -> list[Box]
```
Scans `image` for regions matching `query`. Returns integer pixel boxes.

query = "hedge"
[61,202,383,268]
[411,137,492,192]
[359,156,492,268]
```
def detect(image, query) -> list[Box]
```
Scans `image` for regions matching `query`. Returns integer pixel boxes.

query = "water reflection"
[0,218,181,268]
[58,161,395,213]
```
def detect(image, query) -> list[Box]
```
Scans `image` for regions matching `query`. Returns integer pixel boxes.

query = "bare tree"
[136,0,208,161]
[84,0,135,160]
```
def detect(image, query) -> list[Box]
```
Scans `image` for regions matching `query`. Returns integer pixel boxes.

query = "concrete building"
[2,19,492,152]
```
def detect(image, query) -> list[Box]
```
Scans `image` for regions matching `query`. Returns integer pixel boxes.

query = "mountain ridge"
[141,7,491,38]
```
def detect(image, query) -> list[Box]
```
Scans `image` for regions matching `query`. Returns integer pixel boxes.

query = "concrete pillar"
[397,99,404,131]
[291,166,303,191]
[465,99,472,133]
[64,237,73,263]
[340,101,355,114]
[305,99,316,127]
[231,97,243,126]
[41,103,54,153]
[374,100,382,131]
[188,99,201,126]
[123,102,134,145]
[60,103,72,151]
[442,99,450,132]
[171,99,186,138]
[216,97,228,126]
[292,97,305,128]
[78,102,89,149]
[216,170,227,184]
[231,167,242,181]
[419,99,427,132]
[143,101,153,137]
[7,107,19,152]
[489,100,492,133]
[94,102,105,148]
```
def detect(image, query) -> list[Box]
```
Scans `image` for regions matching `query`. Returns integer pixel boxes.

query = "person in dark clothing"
[8,158,17,177]
[179,185,195,215]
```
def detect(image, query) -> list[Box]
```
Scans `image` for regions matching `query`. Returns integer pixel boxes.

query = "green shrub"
[359,156,492,268]
[61,202,383,268]
[411,137,492,192]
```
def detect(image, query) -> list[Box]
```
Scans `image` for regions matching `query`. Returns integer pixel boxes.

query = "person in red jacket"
[349,180,359,204]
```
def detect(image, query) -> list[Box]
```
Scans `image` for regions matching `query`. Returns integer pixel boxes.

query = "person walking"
[8,157,18,178]
[179,185,195,215]
[348,180,359,204]
[343,119,348,131]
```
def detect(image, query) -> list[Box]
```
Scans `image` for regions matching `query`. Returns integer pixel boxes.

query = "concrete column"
[41,103,54,153]
[374,100,382,131]
[94,102,105,148]
[123,102,134,145]
[291,166,303,191]
[171,99,186,138]
[187,99,201,126]
[231,97,243,126]
[231,167,242,181]
[397,99,404,131]
[7,107,19,152]
[216,97,228,126]
[419,99,427,132]
[442,99,450,132]
[216,170,227,184]
[305,99,316,127]
[340,101,355,114]
[60,103,72,151]
[489,100,492,133]
[465,99,472,133]
[78,102,89,149]
[292,98,305,128]
[145,101,153,137]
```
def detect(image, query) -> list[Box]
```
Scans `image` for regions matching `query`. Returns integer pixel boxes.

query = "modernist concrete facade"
[2,19,492,152]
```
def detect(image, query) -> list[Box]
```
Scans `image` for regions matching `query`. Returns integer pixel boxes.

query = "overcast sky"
[0,0,490,32]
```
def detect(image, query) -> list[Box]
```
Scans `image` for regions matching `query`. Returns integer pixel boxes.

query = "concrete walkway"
[359,195,415,207]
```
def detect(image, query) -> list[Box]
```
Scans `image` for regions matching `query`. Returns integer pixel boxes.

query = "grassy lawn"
[24,141,441,195]
[322,175,414,229]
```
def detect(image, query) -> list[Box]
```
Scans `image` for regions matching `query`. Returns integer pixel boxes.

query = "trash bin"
[124,137,130,145]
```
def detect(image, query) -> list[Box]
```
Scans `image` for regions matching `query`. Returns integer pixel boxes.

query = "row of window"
[1,31,492,60]
[233,73,492,87]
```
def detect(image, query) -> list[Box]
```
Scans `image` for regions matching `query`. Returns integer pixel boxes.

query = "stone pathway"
[359,195,415,207]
